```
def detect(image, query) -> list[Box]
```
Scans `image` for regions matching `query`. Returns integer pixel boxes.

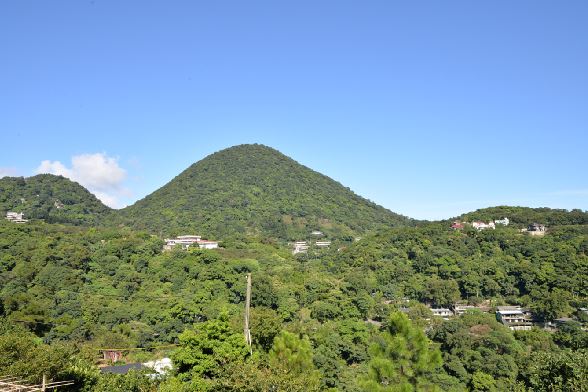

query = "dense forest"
[1,209,587,391]
[107,144,412,240]
[1,146,587,391]
[0,174,110,225]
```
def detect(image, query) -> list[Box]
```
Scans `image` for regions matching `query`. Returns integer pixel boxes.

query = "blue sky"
[1,1,587,219]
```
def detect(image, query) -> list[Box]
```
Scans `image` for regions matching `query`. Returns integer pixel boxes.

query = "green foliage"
[172,313,250,380]
[269,331,321,390]
[0,174,110,225]
[429,312,522,388]
[0,320,98,390]
[110,144,412,240]
[0,321,74,383]
[90,370,158,392]
[519,349,588,391]
[459,206,588,227]
[362,312,443,391]
[0,201,587,391]
[249,307,282,351]
[554,321,588,350]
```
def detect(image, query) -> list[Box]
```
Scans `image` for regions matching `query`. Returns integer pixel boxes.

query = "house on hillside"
[451,221,464,230]
[197,240,219,249]
[496,306,533,331]
[293,241,309,254]
[5,211,28,223]
[431,308,452,320]
[472,221,495,231]
[526,223,546,236]
[494,217,510,226]
[315,241,331,248]
[452,304,490,316]
[311,230,323,236]
[163,235,218,251]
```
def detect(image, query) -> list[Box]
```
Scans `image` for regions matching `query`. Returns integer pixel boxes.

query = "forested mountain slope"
[457,206,588,226]
[1,211,587,390]
[0,174,110,225]
[111,144,412,240]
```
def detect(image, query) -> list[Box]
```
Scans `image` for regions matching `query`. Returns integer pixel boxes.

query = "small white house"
[293,241,309,254]
[494,217,509,226]
[5,211,28,223]
[315,241,331,247]
[431,308,452,320]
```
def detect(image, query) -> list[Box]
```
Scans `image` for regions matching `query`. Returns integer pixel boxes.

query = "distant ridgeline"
[107,144,413,241]
[3,147,586,242]
[0,174,110,225]
[457,206,588,227]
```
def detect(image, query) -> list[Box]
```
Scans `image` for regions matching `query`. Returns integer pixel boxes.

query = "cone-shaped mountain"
[0,174,110,225]
[113,144,412,239]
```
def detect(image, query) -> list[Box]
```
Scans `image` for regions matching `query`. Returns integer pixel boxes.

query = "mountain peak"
[113,144,411,239]
[0,174,110,225]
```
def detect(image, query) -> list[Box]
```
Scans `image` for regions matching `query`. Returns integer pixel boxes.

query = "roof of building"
[100,363,145,374]
[497,310,524,315]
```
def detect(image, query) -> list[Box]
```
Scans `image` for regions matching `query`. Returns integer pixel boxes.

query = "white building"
[494,217,510,226]
[453,305,476,316]
[315,241,331,247]
[163,235,218,251]
[5,211,28,223]
[293,241,309,254]
[496,306,533,331]
[311,230,323,236]
[472,221,495,231]
[197,240,219,249]
[431,308,452,320]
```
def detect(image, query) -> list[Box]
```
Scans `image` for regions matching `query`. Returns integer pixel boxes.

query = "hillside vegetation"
[0,174,110,225]
[111,144,411,240]
[458,206,588,227]
[2,147,588,390]
[1,208,587,390]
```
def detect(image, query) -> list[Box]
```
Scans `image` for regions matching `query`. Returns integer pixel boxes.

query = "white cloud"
[36,160,72,178]
[35,153,129,208]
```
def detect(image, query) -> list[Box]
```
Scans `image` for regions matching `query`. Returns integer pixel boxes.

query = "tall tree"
[362,312,443,391]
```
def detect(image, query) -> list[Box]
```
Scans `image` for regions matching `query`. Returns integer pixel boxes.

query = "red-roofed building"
[451,221,464,230]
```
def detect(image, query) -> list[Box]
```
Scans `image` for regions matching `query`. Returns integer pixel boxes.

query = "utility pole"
[244,272,252,354]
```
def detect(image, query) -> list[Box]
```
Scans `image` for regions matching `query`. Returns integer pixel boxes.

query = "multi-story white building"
[293,241,309,254]
[163,235,218,251]
[496,306,533,331]
[5,211,28,223]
